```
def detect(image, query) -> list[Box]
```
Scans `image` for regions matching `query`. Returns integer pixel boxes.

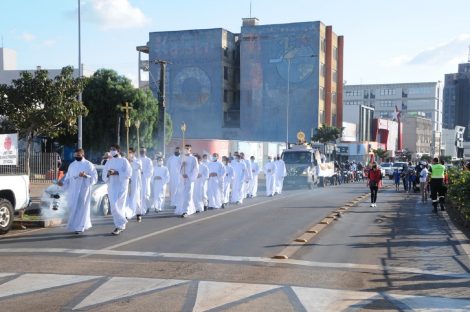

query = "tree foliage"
[311,124,343,143]
[373,148,389,161]
[82,69,172,157]
[0,66,86,175]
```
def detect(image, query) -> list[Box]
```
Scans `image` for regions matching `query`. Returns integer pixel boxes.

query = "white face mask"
[185,149,191,155]
[110,150,118,157]
[157,161,164,166]
[211,156,217,162]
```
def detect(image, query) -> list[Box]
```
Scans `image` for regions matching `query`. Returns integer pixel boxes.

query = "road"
[1,181,470,311]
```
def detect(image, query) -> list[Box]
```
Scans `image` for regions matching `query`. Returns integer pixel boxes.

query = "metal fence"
[0,152,61,183]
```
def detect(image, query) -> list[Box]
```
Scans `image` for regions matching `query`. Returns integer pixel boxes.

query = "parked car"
[391,162,407,174]
[379,162,393,179]
[0,174,31,234]
[39,165,110,217]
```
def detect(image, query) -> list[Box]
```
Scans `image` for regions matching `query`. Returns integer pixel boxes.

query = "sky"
[1,0,470,87]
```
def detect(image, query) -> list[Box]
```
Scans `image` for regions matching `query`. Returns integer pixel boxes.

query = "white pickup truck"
[0,175,30,234]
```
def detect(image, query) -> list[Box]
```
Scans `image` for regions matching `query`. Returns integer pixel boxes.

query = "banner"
[0,133,18,165]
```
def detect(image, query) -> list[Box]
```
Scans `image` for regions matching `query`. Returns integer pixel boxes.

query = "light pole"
[270,52,317,147]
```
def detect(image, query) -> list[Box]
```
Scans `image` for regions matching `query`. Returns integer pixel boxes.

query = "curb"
[13,218,64,229]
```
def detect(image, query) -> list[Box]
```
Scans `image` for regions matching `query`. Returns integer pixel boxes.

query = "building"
[402,113,433,158]
[443,62,470,140]
[372,118,398,157]
[139,19,343,144]
[344,82,442,155]
[342,102,374,142]
[0,48,82,85]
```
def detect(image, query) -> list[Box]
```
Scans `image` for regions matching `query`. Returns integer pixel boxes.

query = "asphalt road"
[1,181,470,311]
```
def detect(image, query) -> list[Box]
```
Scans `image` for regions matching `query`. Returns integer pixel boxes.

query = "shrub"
[447,168,470,225]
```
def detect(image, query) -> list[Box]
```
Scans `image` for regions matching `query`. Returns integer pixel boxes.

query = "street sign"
[0,133,18,165]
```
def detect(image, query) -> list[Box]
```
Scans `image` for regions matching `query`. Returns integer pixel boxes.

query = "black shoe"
[74,231,81,235]
[112,228,123,235]
[196,211,200,213]
[136,215,142,222]
[181,213,187,218]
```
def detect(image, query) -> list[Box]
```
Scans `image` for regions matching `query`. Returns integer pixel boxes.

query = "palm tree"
[373,148,389,162]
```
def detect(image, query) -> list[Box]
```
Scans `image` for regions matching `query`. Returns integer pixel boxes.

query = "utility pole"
[156,60,168,156]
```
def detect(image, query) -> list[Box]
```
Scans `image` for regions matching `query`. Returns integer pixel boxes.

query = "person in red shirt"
[368,163,382,207]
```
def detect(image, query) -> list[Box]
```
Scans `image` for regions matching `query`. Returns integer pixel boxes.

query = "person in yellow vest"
[428,157,446,213]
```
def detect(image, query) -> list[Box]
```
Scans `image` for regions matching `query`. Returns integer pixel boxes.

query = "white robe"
[175,154,199,216]
[194,163,209,212]
[152,165,169,211]
[230,160,247,204]
[248,161,260,197]
[202,160,209,206]
[206,161,226,209]
[62,159,97,232]
[274,159,287,194]
[242,159,253,199]
[103,156,132,229]
[166,154,181,207]
[264,161,276,196]
[127,158,142,217]
[223,164,233,204]
[139,155,154,211]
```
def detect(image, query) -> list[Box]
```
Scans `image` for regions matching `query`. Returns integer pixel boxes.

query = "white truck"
[0,175,30,234]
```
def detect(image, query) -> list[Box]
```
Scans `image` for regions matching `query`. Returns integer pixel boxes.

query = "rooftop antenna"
[250,0,252,18]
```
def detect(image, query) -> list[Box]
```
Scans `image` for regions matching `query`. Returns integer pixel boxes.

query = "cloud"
[20,32,35,41]
[385,34,470,67]
[82,0,150,30]
[41,39,57,47]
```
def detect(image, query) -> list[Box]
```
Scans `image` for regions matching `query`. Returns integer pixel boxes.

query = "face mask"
[140,152,145,156]
[110,150,118,157]
[211,156,217,162]
[75,156,83,161]
[185,149,191,155]
[129,154,135,160]
[158,161,164,166]
[174,152,180,156]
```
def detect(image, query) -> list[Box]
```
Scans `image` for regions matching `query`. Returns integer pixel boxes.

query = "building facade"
[141,19,343,143]
[402,114,433,157]
[344,82,442,155]
[443,62,470,140]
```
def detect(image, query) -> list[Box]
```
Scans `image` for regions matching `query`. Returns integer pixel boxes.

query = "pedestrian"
[103,144,132,235]
[239,152,252,199]
[59,148,97,234]
[274,155,287,195]
[201,154,209,206]
[175,145,199,217]
[167,147,182,208]
[419,163,429,203]
[139,147,154,214]
[127,148,143,222]
[264,156,276,197]
[193,154,209,213]
[230,153,247,204]
[428,157,446,213]
[367,162,382,207]
[393,168,401,191]
[151,156,169,212]
[206,153,226,209]
[248,156,260,198]
[222,156,233,207]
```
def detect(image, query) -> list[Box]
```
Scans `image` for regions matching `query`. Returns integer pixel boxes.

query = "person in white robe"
[193,154,209,213]
[138,147,153,213]
[59,149,97,234]
[248,156,260,198]
[264,156,276,197]
[201,154,209,208]
[230,155,247,204]
[175,145,199,217]
[166,147,182,208]
[222,156,233,207]
[103,144,132,235]
[206,153,226,209]
[240,152,252,199]
[127,148,143,222]
[274,155,287,195]
[152,156,170,212]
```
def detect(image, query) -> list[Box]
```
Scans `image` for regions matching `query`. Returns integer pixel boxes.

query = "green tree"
[373,148,389,162]
[0,67,86,176]
[420,154,433,163]
[311,124,343,143]
[82,69,172,157]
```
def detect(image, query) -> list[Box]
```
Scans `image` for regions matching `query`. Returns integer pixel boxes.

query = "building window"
[321,38,326,52]
[224,66,228,80]
[332,114,337,126]
[224,90,228,103]
[320,110,325,124]
[345,90,361,97]
[364,90,369,99]
[380,89,396,96]
[224,47,229,57]
[320,87,325,100]
[333,46,338,60]
[332,92,337,104]
[321,63,326,77]
[333,70,337,83]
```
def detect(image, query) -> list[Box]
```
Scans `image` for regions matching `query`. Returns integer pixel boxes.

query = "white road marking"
[193,281,281,312]
[388,293,470,311]
[0,273,99,298]
[1,248,469,279]
[73,277,186,310]
[292,286,377,312]
[0,273,15,278]
[100,192,302,252]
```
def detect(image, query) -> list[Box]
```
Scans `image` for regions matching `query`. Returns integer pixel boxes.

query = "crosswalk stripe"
[73,277,186,310]
[0,273,99,299]
[193,281,281,312]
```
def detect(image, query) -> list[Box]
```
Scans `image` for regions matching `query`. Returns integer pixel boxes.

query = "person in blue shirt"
[393,169,401,191]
